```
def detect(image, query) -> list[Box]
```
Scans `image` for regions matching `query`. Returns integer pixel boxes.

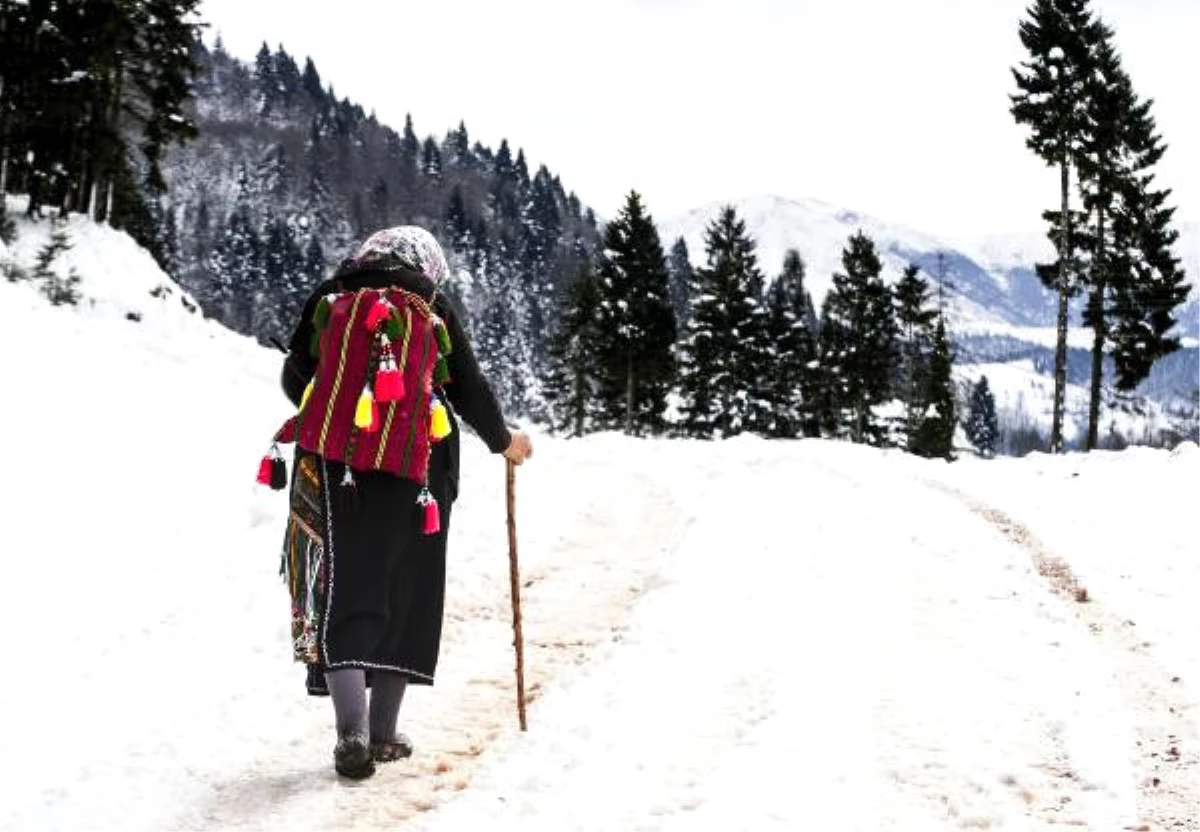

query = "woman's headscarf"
[336,226,450,285]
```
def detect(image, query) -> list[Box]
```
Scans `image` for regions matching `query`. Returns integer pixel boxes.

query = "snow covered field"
[1,220,1196,831]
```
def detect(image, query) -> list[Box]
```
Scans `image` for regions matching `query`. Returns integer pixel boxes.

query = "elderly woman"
[278,226,532,779]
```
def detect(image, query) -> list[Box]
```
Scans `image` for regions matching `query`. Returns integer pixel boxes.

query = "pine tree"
[892,264,939,444]
[1076,26,1189,430]
[545,263,602,436]
[208,167,261,333]
[301,57,323,101]
[1107,174,1189,391]
[666,236,692,328]
[817,231,896,444]
[254,43,275,115]
[137,0,202,181]
[591,191,677,435]
[446,121,472,168]
[259,215,304,339]
[1011,0,1098,453]
[1014,6,1189,450]
[33,217,80,305]
[763,249,817,437]
[676,206,770,438]
[444,185,470,250]
[965,375,999,458]
[910,316,956,459]
[421,136,442,179]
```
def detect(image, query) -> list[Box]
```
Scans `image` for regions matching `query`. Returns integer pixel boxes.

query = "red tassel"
[375,367,405,402]
[423,496,441,535]
[257,456,274,486]
[365,298,392,330]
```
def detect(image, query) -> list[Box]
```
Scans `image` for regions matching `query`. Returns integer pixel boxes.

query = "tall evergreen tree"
[421,136,442,179]
[300,57,323,101]
[892,263,939,443]
[1011,0,1097,453]
[666,236,692,328]
[817,231,896,444]
[965,375,999,458]
[208,166,261,332]
[545,263,603,436]
[909,316,956,459]
[1076,27,1189,440]
[591,191,676,435]
[676,206,770,438]
[253,42,276,115]
[763,249,817,437]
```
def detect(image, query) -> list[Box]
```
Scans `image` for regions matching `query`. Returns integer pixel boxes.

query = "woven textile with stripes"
[279,286,450,486]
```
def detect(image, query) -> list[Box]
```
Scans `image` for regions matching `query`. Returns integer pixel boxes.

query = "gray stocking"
[369,672,408,741]
[325,668,368,738]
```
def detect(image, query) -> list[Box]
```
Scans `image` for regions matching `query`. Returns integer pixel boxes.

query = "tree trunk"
[572,364,584,437]
[624,354,634,436]
[1086,205,1106,451]
[0,73,8,195]
[1050,159,1071,454]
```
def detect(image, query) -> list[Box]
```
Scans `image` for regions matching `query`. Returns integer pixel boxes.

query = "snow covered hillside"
[1,215,1197,831]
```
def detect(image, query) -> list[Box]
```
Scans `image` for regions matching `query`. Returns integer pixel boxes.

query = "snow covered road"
[406,439,1197,832]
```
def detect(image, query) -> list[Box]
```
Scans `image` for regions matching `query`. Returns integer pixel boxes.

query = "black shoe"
[370,733,414,762]
[334,733,376,779]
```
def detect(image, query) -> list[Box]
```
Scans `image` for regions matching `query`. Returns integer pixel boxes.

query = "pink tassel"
[423,496,441,535]
[375,366,405,402]
[365,298,392,330]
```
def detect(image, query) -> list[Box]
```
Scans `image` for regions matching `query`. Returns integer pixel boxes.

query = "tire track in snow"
[926,480,1198,832]
[172,455,688,832]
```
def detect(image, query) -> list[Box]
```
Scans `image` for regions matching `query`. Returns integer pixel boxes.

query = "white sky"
[197,0,1197,237]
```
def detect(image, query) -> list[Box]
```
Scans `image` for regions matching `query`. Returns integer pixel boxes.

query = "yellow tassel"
[430,398,452,440]
[354,388,376,430]
[299,379,314,411]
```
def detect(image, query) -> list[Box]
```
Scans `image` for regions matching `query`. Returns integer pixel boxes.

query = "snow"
[1,212,1197,831]
[956,359,1182,448]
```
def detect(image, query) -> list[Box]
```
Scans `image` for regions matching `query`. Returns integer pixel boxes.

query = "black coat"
[279,268,510,686]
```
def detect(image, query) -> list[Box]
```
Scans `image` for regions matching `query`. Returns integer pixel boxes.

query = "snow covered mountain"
[660,194,1037,333]
[953,221,1200,340]
[2,203,1198,832]
[658,194,1199,338]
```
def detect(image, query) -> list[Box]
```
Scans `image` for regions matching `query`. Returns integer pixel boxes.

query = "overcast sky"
[197,0,1197,239]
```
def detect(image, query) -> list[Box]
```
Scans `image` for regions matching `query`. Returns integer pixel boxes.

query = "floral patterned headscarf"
[337,226,450,284]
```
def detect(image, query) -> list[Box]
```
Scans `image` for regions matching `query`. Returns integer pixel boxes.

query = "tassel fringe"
[430,396,451,441]
[418,489,440,535]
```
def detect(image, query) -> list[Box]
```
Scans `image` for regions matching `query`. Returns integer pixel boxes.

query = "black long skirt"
[287,429,457,695]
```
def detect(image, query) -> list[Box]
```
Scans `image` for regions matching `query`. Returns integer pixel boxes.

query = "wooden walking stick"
[506,459,528,731]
